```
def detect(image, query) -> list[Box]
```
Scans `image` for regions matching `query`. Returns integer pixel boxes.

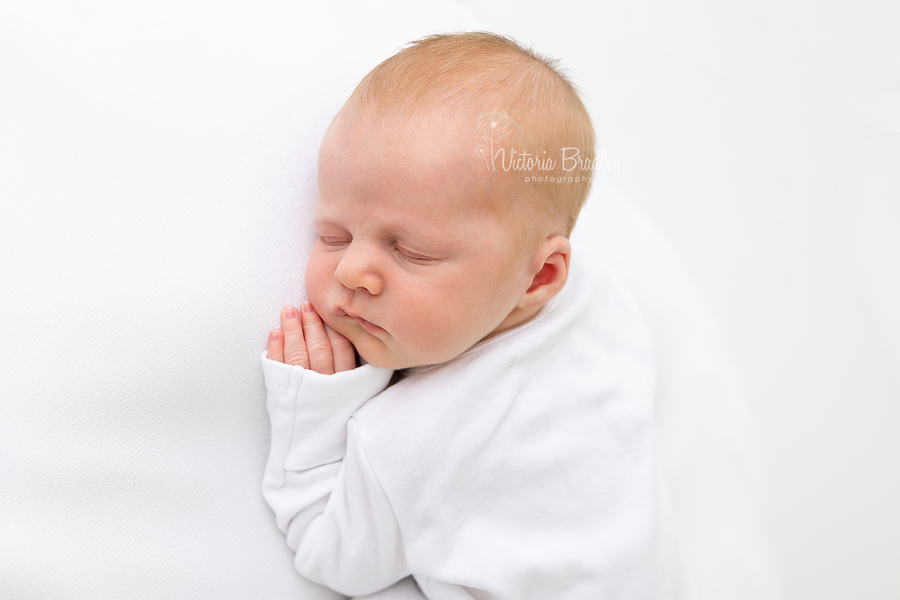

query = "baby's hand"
[267,303,357,374]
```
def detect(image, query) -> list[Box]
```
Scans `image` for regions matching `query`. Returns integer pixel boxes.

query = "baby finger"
[300,302,334,374]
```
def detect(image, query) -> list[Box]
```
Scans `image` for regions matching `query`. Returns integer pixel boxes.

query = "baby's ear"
[520,236,571,308]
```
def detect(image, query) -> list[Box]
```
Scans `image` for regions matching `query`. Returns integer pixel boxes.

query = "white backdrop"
[454,1,900,599]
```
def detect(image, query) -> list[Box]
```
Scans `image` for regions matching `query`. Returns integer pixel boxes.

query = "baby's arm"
[261,304,410,596]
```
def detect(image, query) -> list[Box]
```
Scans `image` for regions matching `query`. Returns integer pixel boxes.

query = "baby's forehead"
[332,105,504,174]
[325,102,532,214]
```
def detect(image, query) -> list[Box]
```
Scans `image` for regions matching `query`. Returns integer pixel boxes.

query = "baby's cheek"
[400,306,473,362]
[304,266,336,331]
[305,252,332,296]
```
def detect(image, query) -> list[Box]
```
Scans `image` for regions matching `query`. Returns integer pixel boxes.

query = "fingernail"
[269,330,281,341]
[302,302,314,314]
[285,307,298,319]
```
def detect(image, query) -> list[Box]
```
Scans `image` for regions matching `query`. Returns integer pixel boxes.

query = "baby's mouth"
[336,307,385,334]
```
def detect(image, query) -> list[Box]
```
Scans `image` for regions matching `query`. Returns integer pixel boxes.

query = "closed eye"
[395,246,439,264]
[319,236,350,247]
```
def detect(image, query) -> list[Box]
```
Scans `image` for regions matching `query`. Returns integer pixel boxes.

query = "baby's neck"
[487,304,544,339]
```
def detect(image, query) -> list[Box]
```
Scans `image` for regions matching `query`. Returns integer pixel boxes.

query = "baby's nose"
[334,242,384,295]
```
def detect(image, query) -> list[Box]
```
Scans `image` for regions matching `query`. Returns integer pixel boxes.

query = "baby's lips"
[357,316,385,334]
[337,305,385,333]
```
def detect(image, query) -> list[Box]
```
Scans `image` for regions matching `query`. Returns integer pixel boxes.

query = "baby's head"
[306,32,595,369]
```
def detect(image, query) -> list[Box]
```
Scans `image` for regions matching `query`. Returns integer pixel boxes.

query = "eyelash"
[394,247,436,264]
[320,237,349,247]
[318,236,437,264]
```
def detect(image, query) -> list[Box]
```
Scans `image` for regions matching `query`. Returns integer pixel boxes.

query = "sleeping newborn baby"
[261,32,657,599]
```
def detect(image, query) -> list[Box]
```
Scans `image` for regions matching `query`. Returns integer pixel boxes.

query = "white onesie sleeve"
[260,352,410,597]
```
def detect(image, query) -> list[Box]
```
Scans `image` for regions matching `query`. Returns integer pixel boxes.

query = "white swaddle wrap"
[260,260,656,599]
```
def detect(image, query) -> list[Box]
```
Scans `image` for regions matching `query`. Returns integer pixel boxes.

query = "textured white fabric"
[0,0,779,598]
[0,1,480,598]
[261,264,657,599]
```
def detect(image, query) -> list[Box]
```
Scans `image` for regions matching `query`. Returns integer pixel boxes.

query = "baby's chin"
[349,333,442,370]
[354,342,418,371]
